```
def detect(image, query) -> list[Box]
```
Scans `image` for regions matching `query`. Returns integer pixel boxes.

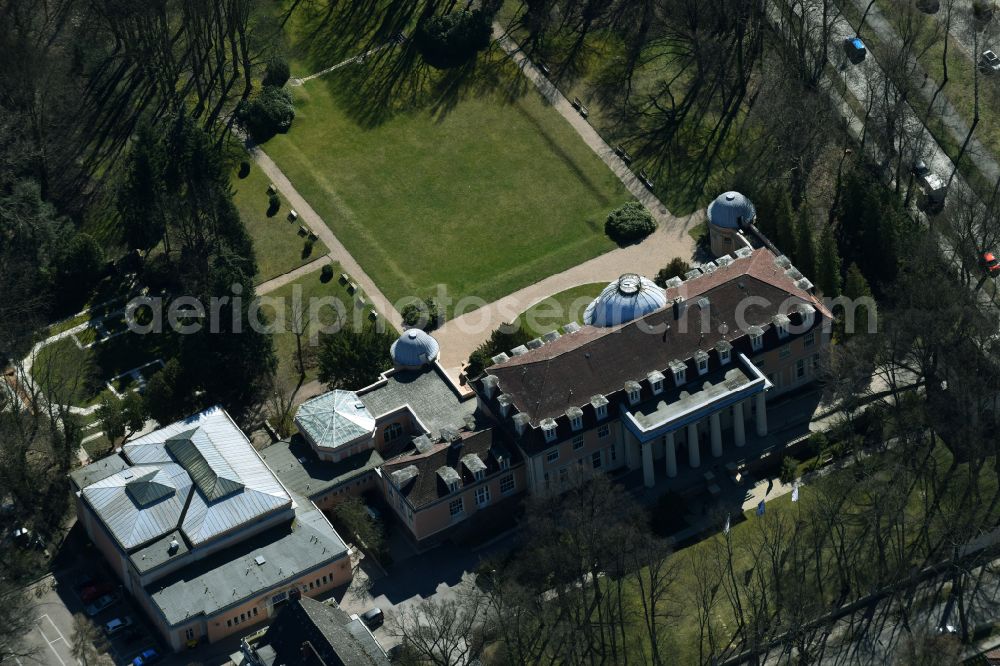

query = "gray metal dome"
[707,191,756,230]
[391,329,440,368]
[584,274,667,327]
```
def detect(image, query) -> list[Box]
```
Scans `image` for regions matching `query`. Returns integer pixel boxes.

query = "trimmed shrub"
[262,56,291,88]
[267,192,280,216]
[236,86,295,141]
[780,456,799,484]
[605,201,655,244]
[320,264,334,282]
[414,10,493,68]
[654,257,692,287]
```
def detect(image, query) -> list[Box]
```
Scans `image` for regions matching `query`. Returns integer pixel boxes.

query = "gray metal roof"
[82,464,192,550]
[105,406,292,548]
[584,274,667,327]
[358,365,477,439]
[390,329,440,367]
[147,502,348,627]
[707,191,756,229]
[295,390,376,451]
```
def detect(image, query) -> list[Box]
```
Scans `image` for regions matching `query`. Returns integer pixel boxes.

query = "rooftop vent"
[169,538,180,554]
[491,352,510,365]
[796,277,814,291]
[254,555,266,566]
[526,338,544,350]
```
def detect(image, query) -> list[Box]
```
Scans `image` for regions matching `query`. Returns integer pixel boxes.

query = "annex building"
[70,406,353,650]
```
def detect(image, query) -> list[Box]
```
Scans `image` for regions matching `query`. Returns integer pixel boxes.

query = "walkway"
[248,146,405,333]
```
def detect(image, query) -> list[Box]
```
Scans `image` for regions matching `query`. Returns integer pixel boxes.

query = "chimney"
[482,374,499,399]
[512,413,530,436]
[672,297,686,319]
[497,393,513,417]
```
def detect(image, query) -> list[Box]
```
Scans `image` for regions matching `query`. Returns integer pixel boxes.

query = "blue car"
[844,37,867,64]
[132,647,159,665]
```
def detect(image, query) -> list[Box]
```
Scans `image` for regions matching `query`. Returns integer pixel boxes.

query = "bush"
[236,86,295,141]
[605,201,655,244]
[414,9,493,68]
[654,257,692,287]
[262,56,291,88]
[401,297,442,332]
[974,0,995,19]
[302,238,314,258]
[267,192,280,216]
[780,456,799,484]
[467,324,531,378]
[320,264,334,282]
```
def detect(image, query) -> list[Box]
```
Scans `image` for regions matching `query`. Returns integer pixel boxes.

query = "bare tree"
[389,581,487,666]
[70,614,110,666]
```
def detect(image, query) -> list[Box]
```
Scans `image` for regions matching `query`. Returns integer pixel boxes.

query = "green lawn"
[231,158,330,284]
[516,282,605,338]
[256,264,397,388]
[259,48,628,315]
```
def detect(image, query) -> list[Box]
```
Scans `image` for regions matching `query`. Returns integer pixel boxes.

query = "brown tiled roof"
[486,249,829,426]
[381,429,518,509]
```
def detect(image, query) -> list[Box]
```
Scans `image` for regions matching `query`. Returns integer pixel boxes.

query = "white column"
[755,392,768,436]
[710,412,722,458]
[688,422,700,468]
[642,441,655,488]
[665,432,677,478]
[733,402,746,447]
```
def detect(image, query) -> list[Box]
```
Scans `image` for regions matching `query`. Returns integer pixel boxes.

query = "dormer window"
[716,340,732,365]
[772,314,790,339]
[670,360,687,386]
[449,481,459,492]
[648,371,665,395]
[499,457,509,471]
[591,395,609,420]
[541,418,558,443]
[749,326,764,352]
[695,351,709,375]
[475,470,485,481]
[625,381,641,405]
[567,407,584,431]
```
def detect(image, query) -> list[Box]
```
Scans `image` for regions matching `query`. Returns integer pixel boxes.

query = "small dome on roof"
[391,329,440,368]
[708,191,756,230]
[584,274,667,327]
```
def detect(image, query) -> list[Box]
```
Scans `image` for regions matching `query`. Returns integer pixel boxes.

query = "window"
[591,451,603,469]
[652,379,664,394]
[500,473,515,494]
[570,414,583,431]
[672,367,687,385]
[227,619,232,627]
[750,329,763,352]
[627,387,640,404]
[803,332,815,348]
[572,435,585,451]
[779,347,791,359]
[449,498,464,517]
[186,628,195,640]
[812,353,820,372]
[384,422,403,442]
[697,357,709,374]
[475,486,491,507]
[594,400,608,419]
[607,445,617,462]
[241,613,246,622]
[547,449,559,463]
[543,423,557,443]
[796,359,806,379]
[776,323,788,338]
[448,481,459,493]
[474,469,485,481]
[719,347,732,364]
[598,424,610,439]
[322,575,328,584]
[308,581,314,590]
[253,608,258,617]
[499,458,509,471]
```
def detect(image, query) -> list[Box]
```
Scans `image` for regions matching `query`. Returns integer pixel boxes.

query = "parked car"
[84,593,117,616]
[844,36,867,64]
[911,159,930,177]
[981,251,1000,276]
[132,647,160,665]
[360,607,384,628]
[912,159,947,209]
[104,616,134,637]
[80,581,114,604]
[980,50,1000,73]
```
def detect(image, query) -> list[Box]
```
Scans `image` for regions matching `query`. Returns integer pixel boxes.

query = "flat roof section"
[259,437,383,500]
[358,365,477,439]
